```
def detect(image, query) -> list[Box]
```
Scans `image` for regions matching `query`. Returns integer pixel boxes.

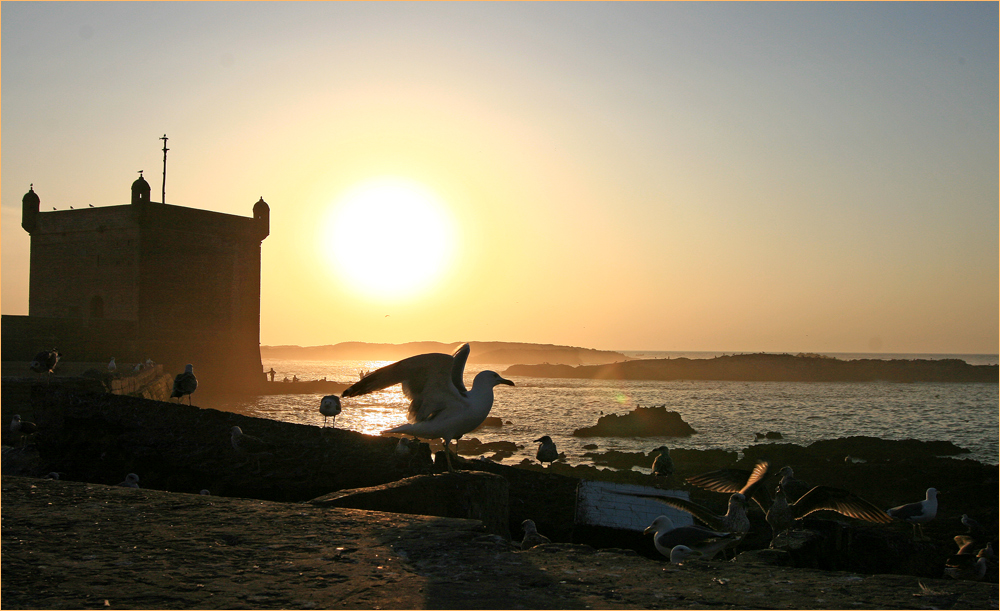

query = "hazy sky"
[3,2,997,354]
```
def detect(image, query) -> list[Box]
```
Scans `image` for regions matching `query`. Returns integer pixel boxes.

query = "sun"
[322,177,455,300]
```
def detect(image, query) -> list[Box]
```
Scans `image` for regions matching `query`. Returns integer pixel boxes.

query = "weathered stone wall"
[28,206,139,320]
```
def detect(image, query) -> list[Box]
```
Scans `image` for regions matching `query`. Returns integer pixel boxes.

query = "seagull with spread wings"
[341,343,514,472]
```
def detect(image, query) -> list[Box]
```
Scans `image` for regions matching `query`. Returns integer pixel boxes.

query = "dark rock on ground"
[454,438,519,456]
[583,449,650,469]
[572,405,697,437]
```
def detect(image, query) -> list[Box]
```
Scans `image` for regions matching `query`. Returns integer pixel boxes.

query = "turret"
[131,172,151,205]
[253,197,270,240]
[21,184,40,233]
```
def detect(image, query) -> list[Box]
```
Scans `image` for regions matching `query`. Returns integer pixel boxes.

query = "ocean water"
[202,352,999,467]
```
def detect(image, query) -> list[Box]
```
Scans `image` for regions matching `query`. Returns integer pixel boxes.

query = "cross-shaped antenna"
[160,134,169,204]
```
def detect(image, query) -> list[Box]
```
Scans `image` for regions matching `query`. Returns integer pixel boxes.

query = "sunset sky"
[2,2,997,354]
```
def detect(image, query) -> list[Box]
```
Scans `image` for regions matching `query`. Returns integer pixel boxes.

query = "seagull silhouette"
[171,364,198,404]
[342,343,514,472]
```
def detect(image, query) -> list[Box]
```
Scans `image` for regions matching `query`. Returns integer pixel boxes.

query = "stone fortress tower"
[5,168,270,393]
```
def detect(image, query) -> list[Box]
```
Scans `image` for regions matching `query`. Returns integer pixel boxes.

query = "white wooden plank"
[574,480,694,531]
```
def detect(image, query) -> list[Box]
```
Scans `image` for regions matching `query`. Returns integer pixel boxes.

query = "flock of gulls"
[16,342,997,583]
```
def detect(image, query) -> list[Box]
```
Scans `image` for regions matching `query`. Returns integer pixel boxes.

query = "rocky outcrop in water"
[572,405,697,437]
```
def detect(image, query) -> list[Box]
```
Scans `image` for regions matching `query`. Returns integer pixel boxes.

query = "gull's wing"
[791,485,893,523]
[342,352,454,398]
[739,460,773,512]
[955,535,978,555]
[449,343,470,395]
[686,460,772,512]
[342,343,471,423]
[623,493,725,531]
[685,468,753,493]
[656,525,732,550]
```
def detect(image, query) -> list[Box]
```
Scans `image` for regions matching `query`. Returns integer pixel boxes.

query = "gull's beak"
[500,377,515,386]
[643,525,655,536]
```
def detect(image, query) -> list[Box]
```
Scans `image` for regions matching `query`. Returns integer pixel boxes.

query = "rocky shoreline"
[2,385,997,609]
[504,352,999,382]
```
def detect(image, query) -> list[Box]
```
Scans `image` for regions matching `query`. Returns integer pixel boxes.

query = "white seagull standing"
[887,487,939,540]
[320,395,342,428]
[107,357,117,374]
[643,515,737,562]
[341,343,514,472]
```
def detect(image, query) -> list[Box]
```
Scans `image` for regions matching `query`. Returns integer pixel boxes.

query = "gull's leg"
[444,439,455,472]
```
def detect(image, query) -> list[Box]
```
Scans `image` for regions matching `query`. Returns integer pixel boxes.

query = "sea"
[202,351,999,467]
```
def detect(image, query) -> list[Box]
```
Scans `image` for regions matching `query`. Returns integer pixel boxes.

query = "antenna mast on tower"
[160,134,169,204]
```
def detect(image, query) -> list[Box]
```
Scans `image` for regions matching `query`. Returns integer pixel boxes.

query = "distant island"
[503,352,998,383]
[260,341,630,366]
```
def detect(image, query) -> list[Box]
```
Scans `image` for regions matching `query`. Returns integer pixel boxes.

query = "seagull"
[29,349,61,377]
[117,473,140,488]
[775,466,811,503]
[395,437,418,457]
[171,364,198,404]
[534,435,558,465]
[520,519,551,549]
[342,343,514,472]
[960,514,989,542]
[887,487,939,540]
[132,363,142,373]
[200,489,210,496]
[107,357,117,373]
[320,395,342,428]
[651,445,674,477]
[10,415,38,446]
[230,426,273,471]
[766,483,892,540]
[11,415,38,447]
[628,491,752,551]
[669,544,708,564]
[45,472,62,480]
[945,541,993,581]
[144,358,155,368]
[643,515,737,561]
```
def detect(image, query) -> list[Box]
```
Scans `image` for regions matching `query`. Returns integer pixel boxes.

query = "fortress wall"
[2,315,264,393]
[29,208,139,320]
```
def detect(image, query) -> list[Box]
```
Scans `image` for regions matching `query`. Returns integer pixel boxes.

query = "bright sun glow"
[323,178,455,300]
